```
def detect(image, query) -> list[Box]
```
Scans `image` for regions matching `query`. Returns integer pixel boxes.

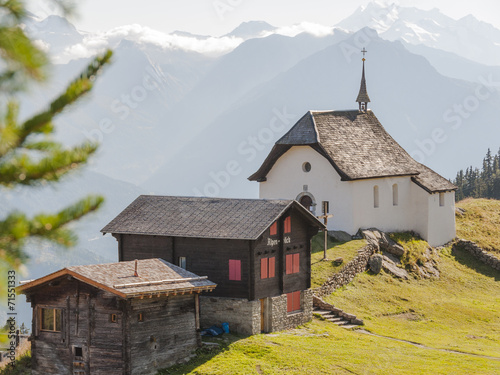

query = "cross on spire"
[356,47,371,112]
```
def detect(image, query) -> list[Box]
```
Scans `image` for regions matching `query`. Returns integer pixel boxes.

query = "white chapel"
[249,53,456,246]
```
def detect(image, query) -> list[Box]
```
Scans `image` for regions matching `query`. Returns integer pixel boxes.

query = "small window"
[286,253,300,275]
[286,291,301,313]
[322,201,329,214]
[229,259,241,281]
[40,308,62,332]
[374,185,379,208]
[284,216,291,233]
[138,313,144,322]
[392,184,398,206]
[110,314,117,323]
[302,162,311,172]
[260,257,276,279]
[178,256,187,269]
[439,192,445,207]
[74,346,83,358]
[269,222,277,236]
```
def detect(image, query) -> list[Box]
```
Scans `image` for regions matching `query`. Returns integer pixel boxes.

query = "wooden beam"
[113,276,208,289]
[249,240,255,301]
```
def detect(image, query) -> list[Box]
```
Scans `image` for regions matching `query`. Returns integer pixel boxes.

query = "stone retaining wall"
[454,239,500,271]
[314,245,375,297]
[200,290,314,335]
[199,296,260,335]
[270,289,313,332]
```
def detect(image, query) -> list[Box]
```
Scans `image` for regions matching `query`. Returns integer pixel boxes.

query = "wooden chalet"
[101,196,325,334]
[18,258,215,375]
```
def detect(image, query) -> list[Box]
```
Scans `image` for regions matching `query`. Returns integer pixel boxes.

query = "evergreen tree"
[454,147,500,201]
[0,1,112,297]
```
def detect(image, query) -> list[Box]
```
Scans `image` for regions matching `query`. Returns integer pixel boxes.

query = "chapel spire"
[356,47,371,112]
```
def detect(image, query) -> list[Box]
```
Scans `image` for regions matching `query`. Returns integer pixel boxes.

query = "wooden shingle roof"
[18,258,216,298]
[249,110,456,193]
[101,196,324,239]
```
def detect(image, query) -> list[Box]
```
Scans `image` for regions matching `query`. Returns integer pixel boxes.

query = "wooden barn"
[101,196,325,335]
[18,258,216,375]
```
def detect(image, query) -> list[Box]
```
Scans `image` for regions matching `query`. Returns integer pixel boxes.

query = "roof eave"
[410,177,458,194]
[17,269,128,299]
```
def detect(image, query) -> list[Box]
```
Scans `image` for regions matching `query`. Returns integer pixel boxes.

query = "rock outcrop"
[359,228,440,279]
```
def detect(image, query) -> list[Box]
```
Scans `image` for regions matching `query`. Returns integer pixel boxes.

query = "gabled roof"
[101,196,325,240]
[18,258,216,299]
[249,110,456,193]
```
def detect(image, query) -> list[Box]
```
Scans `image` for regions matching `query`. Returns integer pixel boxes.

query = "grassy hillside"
[456,198,500,256]
[159,199,500,374]
[310,237,366,288]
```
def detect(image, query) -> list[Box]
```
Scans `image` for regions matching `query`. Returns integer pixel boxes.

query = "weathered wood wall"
[127,294,199,374]
[253,207,314,300]
[119,235,250,299]
[29,279,124,375]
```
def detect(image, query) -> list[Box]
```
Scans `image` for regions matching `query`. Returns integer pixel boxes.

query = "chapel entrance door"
[299,195,313,212]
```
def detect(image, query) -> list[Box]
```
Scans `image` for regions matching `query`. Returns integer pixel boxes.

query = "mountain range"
[3,1,500,325]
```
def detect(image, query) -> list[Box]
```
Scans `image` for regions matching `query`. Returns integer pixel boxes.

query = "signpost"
[317,201,333,260]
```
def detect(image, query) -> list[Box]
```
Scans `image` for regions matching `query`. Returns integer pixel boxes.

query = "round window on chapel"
[302,162,311,172]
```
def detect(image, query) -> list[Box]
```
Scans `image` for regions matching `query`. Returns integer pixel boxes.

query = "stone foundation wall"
[200,291,314,335]
[199,297,260,335]
[454,239,500,271]
[269,289,313,332]
[314,245,375,297]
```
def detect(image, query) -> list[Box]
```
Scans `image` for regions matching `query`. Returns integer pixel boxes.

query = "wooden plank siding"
[253,207,313,300]
[118,234,173,262]
[120,236,251,299]
[118,208,319,303]
[128,294,199,375]
[28,279,124,375]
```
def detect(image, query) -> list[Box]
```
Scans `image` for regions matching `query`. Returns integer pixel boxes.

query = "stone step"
[313,309,333,316]
[342,313,356,321]
[326,317,344,323]
[340,324,359,330]
[332,320,351,325]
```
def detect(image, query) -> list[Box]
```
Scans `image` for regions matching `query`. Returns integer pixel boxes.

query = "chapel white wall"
[259,146,355,232]
[426,191,456,246]
[258,145,456,246]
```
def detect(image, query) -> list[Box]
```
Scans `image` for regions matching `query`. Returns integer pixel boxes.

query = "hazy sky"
[29,0,500,36]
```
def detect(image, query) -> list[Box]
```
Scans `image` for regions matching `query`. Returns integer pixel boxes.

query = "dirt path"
[356,329,500,361]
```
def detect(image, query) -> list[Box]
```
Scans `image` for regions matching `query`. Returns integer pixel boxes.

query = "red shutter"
[287,293,293,312]
[270,222,277,236]
[261,258,268,279]
[293,253,300,274]
[286,254,293,274]
[284,216,291,233]
[293,291,301,311]
[268,257,275,278]
[229,260,241,281]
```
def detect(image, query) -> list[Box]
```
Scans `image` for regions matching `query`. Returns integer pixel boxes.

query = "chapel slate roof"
[18,258,216,298]
[101,196,324,239]
[249,110,456,193]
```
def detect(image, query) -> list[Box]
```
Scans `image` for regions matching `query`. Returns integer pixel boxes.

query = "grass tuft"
[456,198,500,256]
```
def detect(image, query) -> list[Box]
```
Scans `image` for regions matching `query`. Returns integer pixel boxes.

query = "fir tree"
[454,147,500,201]
[0,1,112,296]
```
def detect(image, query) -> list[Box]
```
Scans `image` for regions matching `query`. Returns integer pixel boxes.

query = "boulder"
[359,229,380,250]
[379,232,405,257]
[368,254,383,274]
[333,257,344,266]
[328,230,352,242]
[360,228,405,257]
[382,252,401,265]
[382,260,409,280]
